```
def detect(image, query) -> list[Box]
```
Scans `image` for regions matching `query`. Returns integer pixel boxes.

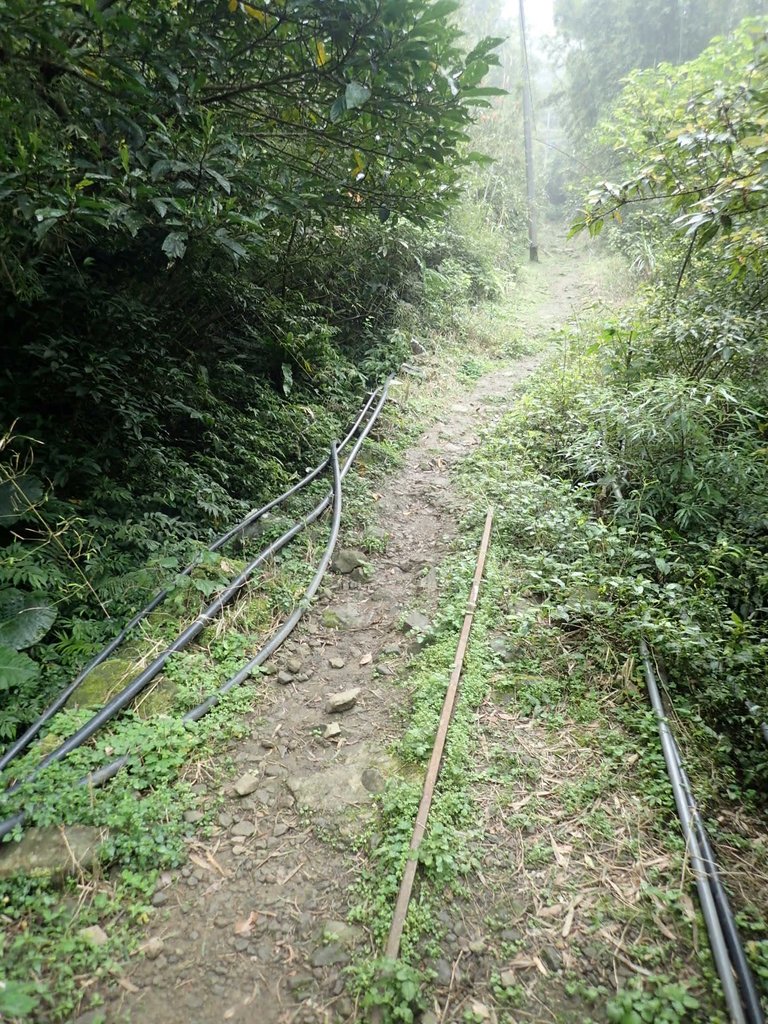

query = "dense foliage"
[0,0,506,735]
[539,20,768,792]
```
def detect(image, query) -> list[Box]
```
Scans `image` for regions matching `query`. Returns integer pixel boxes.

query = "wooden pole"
[382,508,495,962]
[519,0,539,262]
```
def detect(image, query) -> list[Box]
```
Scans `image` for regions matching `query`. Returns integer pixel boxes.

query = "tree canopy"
[553,0,767,134]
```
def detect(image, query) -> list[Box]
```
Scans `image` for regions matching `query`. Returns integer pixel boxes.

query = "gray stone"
[322,920,363,947]
[328,656,346,669]
[541,945,564,972]
[410,337,427,356]
[499,969,516,988]
[311,942,349,968]
[261,664,277,676]
[375,663,395,677]
[277,670,294,685]
[151,890,168,908]
[287,743,394,816]
[468,938,486,953]
[489,636,517,663]
[321,603,373,630]
[361,767,385,793]
[420,1013,439,1024]
[231,820,255,837]
[325,687,360,713]
[331,548,367,575]
[233,773,259,797]
[0,826,105,883]
[78,925,108,947]
[285,656,303,674]
[401,610,430,634]
[501,928,522,943]
[323,722,342,739]
[143,936,164,960]
[435,958,453,985]
[288,973,313,994]
[183,809,204,824]
[273,823,289,838]
[468,1003,491,1022]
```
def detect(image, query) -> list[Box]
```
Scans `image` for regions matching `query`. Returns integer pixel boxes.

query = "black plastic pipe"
[641,640,762,1024]
[0,388,380,774]
[655,659,765,1024]
[0,445,345,842]
[186,439,343,718]
[0,379,390,834]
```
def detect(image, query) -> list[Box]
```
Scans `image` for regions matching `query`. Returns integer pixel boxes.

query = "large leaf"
[345,81,371,110]
[0,477,43,527]
[0,644,39,691]
[161,230,188,260]
[0,589,57,650]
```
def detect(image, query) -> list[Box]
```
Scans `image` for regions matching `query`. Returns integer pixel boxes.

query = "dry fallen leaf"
[538,904,562,920]
[551,837,572,869]
[118,977,140,994]
[359,652,373,666]
[234,910,258,937]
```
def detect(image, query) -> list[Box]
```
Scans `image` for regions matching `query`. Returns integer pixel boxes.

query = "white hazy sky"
[509,0,555,38]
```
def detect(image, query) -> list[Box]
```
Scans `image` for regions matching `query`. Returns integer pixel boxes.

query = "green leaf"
[162,230,188,260]
[214,229,248,261]
[463,151,494,165]
[0,978,40,1018]
[329,95,346,122]
[345,81,371,110]
[0,645,39,690]
[0,589,57,650]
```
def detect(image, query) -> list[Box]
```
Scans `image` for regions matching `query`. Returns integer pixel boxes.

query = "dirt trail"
[105,235,615,1024]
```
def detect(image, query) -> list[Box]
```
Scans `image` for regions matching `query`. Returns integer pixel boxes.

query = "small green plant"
[606,977,700,1024]
[353,958,431,1024]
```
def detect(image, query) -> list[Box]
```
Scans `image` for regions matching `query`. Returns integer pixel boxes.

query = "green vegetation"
[3,3,768,1023]
[553,0,766,135]
[565,22,768,794]
[0,0,510,739]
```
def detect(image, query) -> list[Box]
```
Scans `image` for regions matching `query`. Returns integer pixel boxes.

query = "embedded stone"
[325,688,360,713]
[78,925,108,947]
[401,610,430,634]
[0,826,105,883]
[233,773,259,797]
[231,820,255,837]
[143,936,165,960]
[331,548,367,575]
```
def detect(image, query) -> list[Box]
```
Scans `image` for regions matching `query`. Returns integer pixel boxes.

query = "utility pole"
[518,0,538,262]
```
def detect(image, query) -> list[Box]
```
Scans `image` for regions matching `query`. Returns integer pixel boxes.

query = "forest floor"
[87,232,766,1024]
